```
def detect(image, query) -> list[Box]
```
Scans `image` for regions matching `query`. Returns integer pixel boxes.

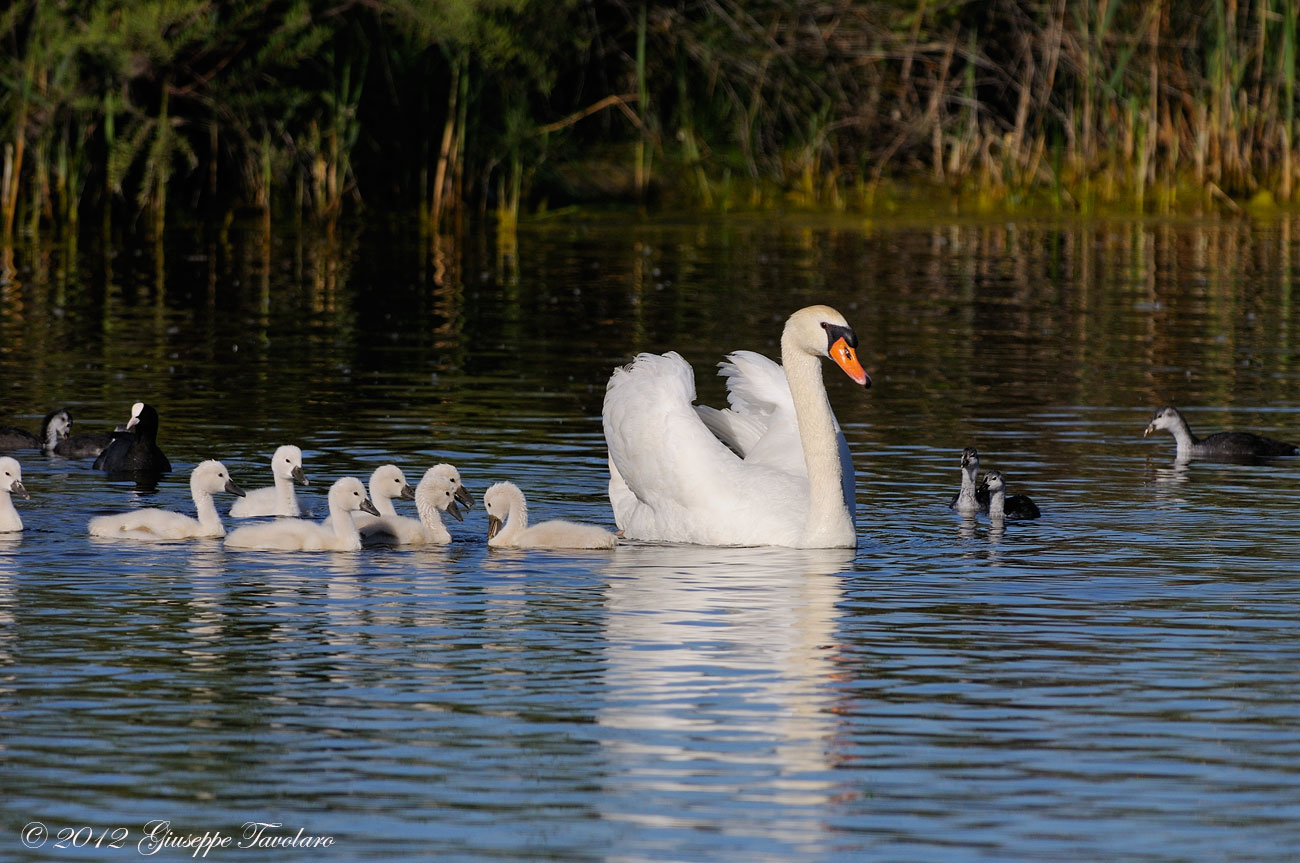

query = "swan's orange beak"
[830,337,870,387]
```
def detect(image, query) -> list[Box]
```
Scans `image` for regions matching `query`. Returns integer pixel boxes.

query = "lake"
[2,213,1299,861]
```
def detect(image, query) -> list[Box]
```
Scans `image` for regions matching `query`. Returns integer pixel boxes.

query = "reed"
[1,0,1299,240]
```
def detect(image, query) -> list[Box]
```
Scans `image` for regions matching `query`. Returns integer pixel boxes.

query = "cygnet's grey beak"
[455,485,475,510]
[360,497,380,517]
[445,498,466,523]
[487,514,504,539]
[399,484,416,502]
[10,480,29,500]
[226,479,246,497]
[292,466,308,485]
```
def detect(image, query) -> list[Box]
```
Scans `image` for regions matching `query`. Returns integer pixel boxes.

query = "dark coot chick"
[980,470,1041,520]
[93,402,171,476]
[0,423,39,450]
[48,409,114,458]
[0,409,68,452]
[949,446,990,513]
[1144,405,1298,460]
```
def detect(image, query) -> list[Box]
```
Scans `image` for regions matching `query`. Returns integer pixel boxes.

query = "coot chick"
[949,446,990,513]
[0,409,67,453]
[1144,405,1298,460]
[93,402,171,477]
[46,409,113,458]
[980,470,1041,520]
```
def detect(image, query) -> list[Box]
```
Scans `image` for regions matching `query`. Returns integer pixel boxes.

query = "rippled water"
[3,215,1300,861]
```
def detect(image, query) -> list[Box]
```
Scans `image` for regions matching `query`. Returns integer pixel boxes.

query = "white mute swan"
[484,481,616,550]
[602,304,869,548]
[361,464,475,546]
[0,456,29,532]
[353,464,415,531]
[225,477,379,551]
[88,460,245,540]
[230,445,309,517]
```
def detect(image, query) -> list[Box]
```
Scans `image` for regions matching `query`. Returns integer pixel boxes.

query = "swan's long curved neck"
[416,495,448,532]
[0,491,19,532]
[497,493,529,544]
[274,473,298,511]
[328,505,359,538]
[372,491,400,518]
[192,488,222,529]
[782,336,854,547]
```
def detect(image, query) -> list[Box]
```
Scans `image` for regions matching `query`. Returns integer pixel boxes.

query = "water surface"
[2,215,1300,861]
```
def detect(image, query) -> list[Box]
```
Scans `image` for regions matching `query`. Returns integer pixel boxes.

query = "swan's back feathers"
[360,515,432,546]
[519,520,617,550]
[225,518,352,551]
[225,476,373,551]
[229,485,302,518]
[89,508,222,540]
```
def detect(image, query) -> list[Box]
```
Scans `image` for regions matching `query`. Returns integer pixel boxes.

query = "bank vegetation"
[1,0,1297,241]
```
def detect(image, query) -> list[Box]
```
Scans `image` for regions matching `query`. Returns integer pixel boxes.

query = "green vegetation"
[2,0,1298,240]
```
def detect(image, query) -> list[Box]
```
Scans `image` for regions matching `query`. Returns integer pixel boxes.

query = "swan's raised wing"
[695,350,853,510]
[604,351,810,545]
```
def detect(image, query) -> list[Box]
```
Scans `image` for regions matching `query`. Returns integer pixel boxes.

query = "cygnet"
[484,481,616,550]
[88,460,245,540]
[361,464,474,546]
[229,445,309,517]
[0,456,30,532]
[225,477,379,552]
[353,464,415,531]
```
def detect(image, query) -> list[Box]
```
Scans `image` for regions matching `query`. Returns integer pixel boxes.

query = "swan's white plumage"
[603,305,867,548]
[353,464,415,531]
[225,476,378,551]
[0,456,29,533]
[360,464,469,546]
[484,481,616,550]
[229,444,308,517]
[88,460,244,540]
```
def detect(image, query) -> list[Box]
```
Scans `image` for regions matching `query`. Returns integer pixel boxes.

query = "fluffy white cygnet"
[484,481,616,550]
[229,445,309,517]
[88,460,245,540]
[0,456,30,533]
[361,464,474,547]
[353,464,416,531]
[225,477,379,551]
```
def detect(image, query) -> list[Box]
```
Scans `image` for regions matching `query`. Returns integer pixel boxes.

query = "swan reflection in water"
[596,543,854,841]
